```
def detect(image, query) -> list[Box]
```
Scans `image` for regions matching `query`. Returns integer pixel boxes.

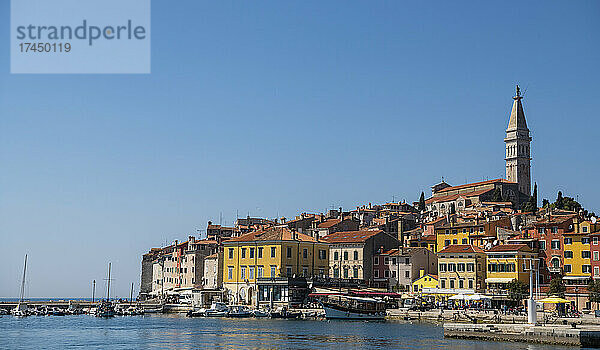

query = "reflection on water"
[0,314,578,350]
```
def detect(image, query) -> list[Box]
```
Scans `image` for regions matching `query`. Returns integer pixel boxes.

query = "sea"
[0,314,586,349]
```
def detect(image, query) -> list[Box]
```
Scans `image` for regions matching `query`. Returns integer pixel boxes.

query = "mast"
[130,282,134,304]
[19,254,27,303]
[92,280,96,303]
[106,262,112,301]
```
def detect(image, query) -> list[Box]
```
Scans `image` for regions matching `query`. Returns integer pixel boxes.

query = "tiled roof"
[436,179,514,194]
[317,219,341,228]
[225,226,316,243]
[321,230,382,243]
[426,188,494,205]
[437,245,485,254]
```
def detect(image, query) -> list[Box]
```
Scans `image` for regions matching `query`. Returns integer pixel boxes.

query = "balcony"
[548,266,562,274]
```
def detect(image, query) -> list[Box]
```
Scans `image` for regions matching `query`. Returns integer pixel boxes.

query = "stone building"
[505,85,532,196]
[372,247,438,291]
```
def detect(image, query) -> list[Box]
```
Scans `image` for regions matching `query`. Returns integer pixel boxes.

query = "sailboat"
[96,262,115,318]
[11,254,29,317]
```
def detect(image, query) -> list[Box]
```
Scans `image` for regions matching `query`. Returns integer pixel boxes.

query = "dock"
[444,323,600,347]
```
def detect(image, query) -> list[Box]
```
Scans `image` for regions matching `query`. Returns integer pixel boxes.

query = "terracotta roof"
[486,244,532,253]
[436,179,514,193]
[426,188,494,205]
[437,245,485,254]
[225,226,316,243]
[533,214,576,226]
[321,230,382,243]
[317,219,341,228]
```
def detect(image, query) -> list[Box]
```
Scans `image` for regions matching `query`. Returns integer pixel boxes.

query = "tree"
[588,280,600,310]
[556,191,564,209]
[491,187,503,202]
[542,199,550,208]
[506,280,528,302]
[532,183,538,209]
[418,192,426,212]
[548,277,566,298]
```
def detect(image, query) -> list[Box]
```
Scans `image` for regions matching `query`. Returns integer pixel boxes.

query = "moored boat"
[204,302,228,317]
[227,305,252,318]
[321,296,386,320]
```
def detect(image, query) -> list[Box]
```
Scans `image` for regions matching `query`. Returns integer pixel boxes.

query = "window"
[439,263,447,272]
[319,268,325,276]
[344,251,348,260]
[583,226,589,233]
[448,263,456,272]
[457,263,465,272]
[405,258,410,265]
[374,269,379,278]
[594,251,599,261]
[445,240,451,247]
[228,248,234,259]
[583,237,590,244]
[595,237,599,245]
[303,267,309,277]
[250,247,255,259]
[270,265,277,277]
[583,251,591,259]
[539,241,546,250]
[564,264,572,273]
[334,268,340,278]
[258,247,263,258]
[249,266,255,280]
[461,238,467,244]
[271,247,276,258]
[405,271,410,278]
[240,266,246,280]
[551,227,558,233]
[241,248,246,259]
[373,256,379,265]
[287,247,292,258]
[334,251,339,260]
[564,251,573,259]
[583,265,592,274]
[595,267,599,277]
[286,266,292,276]
[441,279,446,288]
[384,270,390,278]
[354,250,359,260]
[384,257,390,265]
[452,239,458,244]
[564,237,572,245]
[551,240,560,250]
[449,279,455,289]
[353,266,358,278]
[459,280,464,289]
[468,279,473,289]
[228,266,233,280]
[302,248,307,259]
[479,227,484,233]
[467,263,474,272]
[319,250,326,260]
[392,271,397,278]
[391,257,397,265]
[343,267,349,278]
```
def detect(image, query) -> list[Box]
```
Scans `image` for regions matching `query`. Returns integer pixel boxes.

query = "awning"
[485,277,515,283]
[562,276,590,280]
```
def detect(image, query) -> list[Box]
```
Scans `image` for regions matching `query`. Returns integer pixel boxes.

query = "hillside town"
[139,86,599,315]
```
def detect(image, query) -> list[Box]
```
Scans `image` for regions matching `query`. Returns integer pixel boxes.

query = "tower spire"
[504,85,532,196]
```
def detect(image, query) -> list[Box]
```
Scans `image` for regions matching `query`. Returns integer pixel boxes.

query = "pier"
[444,323,600,347]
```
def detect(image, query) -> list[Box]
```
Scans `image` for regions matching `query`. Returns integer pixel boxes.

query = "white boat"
[321,296,386,320]
[227,305,252,318]
[204,302,228,317]
[143,305,164,314]
[11,255,29,317]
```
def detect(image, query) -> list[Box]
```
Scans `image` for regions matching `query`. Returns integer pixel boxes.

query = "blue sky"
[1,1,599,297]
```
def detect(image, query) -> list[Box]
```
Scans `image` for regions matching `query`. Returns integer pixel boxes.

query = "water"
[0,314,583,349]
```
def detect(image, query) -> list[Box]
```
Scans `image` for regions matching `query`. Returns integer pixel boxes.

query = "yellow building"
[435,217,511,253]
[412,269,438,293]
[223,226,329,306]
[437,245,487,293]
[563,217,595,285]
[485,244,537,294]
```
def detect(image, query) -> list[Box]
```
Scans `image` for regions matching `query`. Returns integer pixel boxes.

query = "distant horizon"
[1,0,599,298]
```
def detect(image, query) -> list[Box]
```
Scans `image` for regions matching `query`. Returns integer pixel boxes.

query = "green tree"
[588,280,600,310]
[418,192,426,212]
[548,277,566,298]
[532,183,538,209]
[506,280,528,302]
[491,187,503,202]
[555,191,564,209]
[542,199,550,208]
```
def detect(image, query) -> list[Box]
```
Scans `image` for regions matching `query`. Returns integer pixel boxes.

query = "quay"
[444,323,600,347]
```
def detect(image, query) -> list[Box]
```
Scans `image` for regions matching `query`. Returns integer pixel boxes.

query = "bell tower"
[504,85,532,195]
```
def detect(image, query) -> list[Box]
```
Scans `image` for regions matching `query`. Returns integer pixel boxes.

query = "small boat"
[227,305,252,318]
[96,263,115,318]
[270,306,302,319]
[252,309,270,318]
[321,296,386,321]
[50,308,66,316]
[204,302,228,317]
[12,255,29,317]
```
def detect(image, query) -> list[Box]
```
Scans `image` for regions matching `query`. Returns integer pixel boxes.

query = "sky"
[0,1,599,298]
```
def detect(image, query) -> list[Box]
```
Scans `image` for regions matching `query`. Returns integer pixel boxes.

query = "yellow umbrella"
[539,296,570,304]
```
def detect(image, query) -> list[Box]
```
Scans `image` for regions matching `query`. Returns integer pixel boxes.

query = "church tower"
[504,85,532,195]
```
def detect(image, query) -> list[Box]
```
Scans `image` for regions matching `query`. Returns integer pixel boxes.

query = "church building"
[426,86,532,215]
